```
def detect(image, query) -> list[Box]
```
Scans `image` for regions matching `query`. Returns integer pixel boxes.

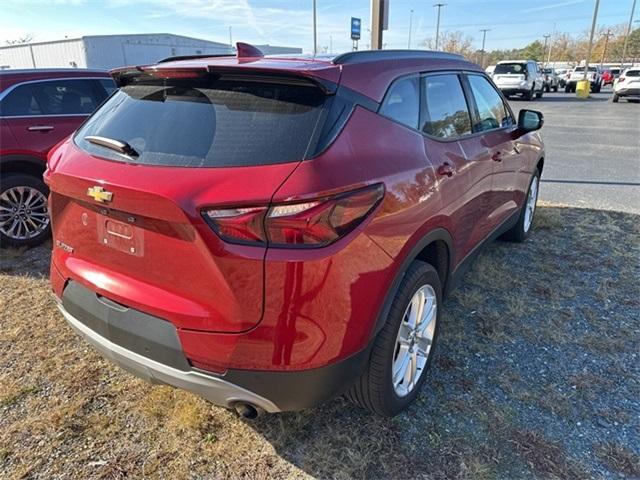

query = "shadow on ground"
[1,205,638,479]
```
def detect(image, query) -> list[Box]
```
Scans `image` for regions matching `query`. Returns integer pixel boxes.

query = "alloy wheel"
[392,284,437,397]
[523,176,539,233]
[0,186,50,241]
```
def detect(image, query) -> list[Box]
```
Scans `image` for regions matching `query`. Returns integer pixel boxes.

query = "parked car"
[612,68,640,102]
[541,67,560,92]
[609,67,622,83]
[555,68,569,88]
[0,69,116,247]
[485,65,496,75]
[565,66,602,93]
[47,45,545,417]
[602,70,614,86]
[492,60,545,100]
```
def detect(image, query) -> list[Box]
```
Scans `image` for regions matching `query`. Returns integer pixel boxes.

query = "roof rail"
[333,50,465,65]
[157,53,233,63]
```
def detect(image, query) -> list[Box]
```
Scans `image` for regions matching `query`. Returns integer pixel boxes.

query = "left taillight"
[202,184,384,248]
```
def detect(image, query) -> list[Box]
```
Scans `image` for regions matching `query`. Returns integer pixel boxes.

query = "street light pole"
[479,29,490,68]
[408,9,414,49]
[313,0,318,55]
[620,0,637,70]
[583,0,601,81]
[543,34,551,67]
[229,26,233,47]
[434,3,446,50]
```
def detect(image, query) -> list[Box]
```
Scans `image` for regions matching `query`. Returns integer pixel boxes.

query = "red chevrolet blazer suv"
[0,69,115,248]
[46,44,544,417]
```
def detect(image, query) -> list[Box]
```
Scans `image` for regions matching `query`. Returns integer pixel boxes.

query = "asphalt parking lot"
[510,87,640,214]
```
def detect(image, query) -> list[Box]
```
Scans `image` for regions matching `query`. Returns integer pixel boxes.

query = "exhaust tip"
[233,402,259,419]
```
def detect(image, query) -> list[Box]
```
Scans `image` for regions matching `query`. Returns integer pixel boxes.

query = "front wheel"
[612,93,619,103]
[524,87,534,101]
[503,170,540,243]
[346,261,442,416]
[0,173,51,249]
[553,85,559,92]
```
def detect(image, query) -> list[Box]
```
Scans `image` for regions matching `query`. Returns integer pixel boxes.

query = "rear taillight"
[619,76,625,82]
[203,184,384,248]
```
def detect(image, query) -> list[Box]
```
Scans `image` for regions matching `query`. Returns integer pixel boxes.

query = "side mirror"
[517,109,544,132]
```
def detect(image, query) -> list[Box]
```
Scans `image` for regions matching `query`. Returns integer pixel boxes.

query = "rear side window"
[467,75,513,132]
[379,76,420,129]
[0,79,102,117]
[626,70,640,77]
[421,74,471,139]
[75,78,326,167]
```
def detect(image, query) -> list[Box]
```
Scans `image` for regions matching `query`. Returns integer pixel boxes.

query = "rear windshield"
[494,63,526,74]
[75,78,326,167]
[542,68,554,74]
[625,70,640,77]
[573,67,597,72]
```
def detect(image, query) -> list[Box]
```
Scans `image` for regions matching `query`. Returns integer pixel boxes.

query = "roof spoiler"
[156,42,264,64]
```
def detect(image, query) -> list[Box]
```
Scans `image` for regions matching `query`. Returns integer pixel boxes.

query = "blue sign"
[351,17,361,40]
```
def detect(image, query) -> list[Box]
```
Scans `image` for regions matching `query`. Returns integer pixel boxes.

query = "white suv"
[613,68,640,102]
[565,66,602,93]
[491,60,545,100]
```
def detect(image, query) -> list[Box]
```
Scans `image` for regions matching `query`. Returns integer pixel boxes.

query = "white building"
[0,34,302,70]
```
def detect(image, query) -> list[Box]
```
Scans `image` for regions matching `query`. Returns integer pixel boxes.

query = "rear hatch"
[492,63,527,85]
[570,67,597,82]
[48,67,332,333]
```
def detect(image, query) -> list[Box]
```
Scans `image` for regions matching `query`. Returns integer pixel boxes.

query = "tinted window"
[0,84,43,116]
[379,76,420,129]
[35,79,101,114]
[467,75,513,132]
[573,67,597,72]
[494,63,526,74]
[75,79,326,167]
[421,74,472,139]
[99,78,118,96]
[625,70,640,77]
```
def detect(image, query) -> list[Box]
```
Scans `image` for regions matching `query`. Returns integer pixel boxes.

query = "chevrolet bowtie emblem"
[87,186,113,203]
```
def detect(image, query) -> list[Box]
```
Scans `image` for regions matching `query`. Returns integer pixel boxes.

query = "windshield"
[75,77,326,167]
[494,63,527,74]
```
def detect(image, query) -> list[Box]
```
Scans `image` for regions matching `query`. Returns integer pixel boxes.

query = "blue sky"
[2,0,636,53]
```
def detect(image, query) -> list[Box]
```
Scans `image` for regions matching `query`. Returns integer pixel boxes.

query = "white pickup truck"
[565,66,602,93]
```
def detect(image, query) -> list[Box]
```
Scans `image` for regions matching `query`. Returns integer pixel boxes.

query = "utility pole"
[313,0,318,55]
[620,0,637,70]
[408,9,414,49]
[543,34,551,67]
[371,0,387,50]
[479,29,490,68]
[434,3,446,50]
[599,29,613,67]
[583,0,601,81]
[547,23,556,66]
[229,26,233,47]
[329,35,333,54]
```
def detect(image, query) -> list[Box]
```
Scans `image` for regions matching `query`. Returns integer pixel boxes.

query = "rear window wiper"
[85,135,140,158]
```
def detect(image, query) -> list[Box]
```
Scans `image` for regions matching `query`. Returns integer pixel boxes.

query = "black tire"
[536,88,543,98]
[612,93,619,103]
[0,173,51,249]
[553,85,559,92]
[524,87,534,101]
[346,261,442,416]
[545,84,550,93]
[564,85,571,93]
[503,170,540,243]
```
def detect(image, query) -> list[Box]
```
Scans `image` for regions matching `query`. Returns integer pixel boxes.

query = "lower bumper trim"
[58,304,281,412]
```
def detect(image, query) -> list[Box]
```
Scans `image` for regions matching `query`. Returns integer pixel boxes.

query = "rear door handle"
[491,151,503,162]
[27,125,54,132]
[437,162,455,177]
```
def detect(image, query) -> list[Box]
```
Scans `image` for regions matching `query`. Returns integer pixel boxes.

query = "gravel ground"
[1,203,639,479]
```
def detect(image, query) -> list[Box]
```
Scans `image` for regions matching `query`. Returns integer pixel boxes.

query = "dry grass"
[1,204,639,479]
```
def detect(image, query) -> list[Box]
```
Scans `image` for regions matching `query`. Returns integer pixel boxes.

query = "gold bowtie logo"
[87,186,113,203]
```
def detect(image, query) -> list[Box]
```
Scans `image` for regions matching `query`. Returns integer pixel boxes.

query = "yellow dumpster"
[576,79,590,98]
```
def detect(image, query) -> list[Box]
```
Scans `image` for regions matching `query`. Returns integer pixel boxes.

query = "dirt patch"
[1,205,638,479]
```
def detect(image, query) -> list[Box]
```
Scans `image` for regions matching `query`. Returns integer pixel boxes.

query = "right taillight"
[619,76,625,82]
[203,184,384,248]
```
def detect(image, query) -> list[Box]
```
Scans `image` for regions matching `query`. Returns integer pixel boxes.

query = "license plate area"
[97,215,144,256]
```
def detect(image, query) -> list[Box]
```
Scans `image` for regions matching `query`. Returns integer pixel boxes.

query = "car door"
[464,73,522,230]
[420,72,485,261]
[2,78,104,159]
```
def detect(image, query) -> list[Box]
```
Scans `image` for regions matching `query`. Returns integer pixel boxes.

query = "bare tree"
[6,35,34,45]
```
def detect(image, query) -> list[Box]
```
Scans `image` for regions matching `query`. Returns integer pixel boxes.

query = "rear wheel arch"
[0,155,47,181]
[370,228,453,338]
[536,156,544,176]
